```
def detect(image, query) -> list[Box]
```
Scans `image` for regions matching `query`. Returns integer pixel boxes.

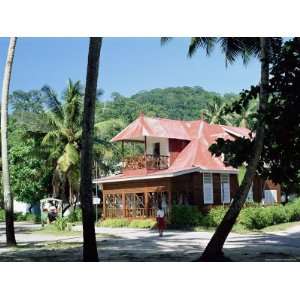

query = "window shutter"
[246,184,254,202]
[220,174,230,204]
[203,173,213,204]
[264,190,277,204]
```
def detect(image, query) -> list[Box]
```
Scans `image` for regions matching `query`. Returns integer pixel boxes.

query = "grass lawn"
[260,221,300,233]
[194,221,300,234]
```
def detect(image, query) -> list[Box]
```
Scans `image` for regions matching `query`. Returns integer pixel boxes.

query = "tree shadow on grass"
[1,228,300,262]
[0,241,83,262]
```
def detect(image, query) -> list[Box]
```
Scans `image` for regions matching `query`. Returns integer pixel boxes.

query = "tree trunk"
[1,38,17,246]
[199,37,270,261]
[80,37,102,262]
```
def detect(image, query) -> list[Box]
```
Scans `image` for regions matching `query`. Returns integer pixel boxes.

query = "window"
[153,143,160,156]
[264,190,277,204]
[246,184,254,202]
[220,174,230,204]
[203,173,213,204]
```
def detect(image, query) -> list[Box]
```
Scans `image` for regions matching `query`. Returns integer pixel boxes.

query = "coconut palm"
[1,37,17,246]
[94,118,127,175]
[200,96,232,125]
[233,98,258,129]
[162,37,273,260]
[42,80,83,208]
[80,37,103,262]
[200,38,271,261]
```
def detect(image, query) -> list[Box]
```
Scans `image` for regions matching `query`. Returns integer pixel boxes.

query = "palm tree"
[233,98,258,129]
[200,38,271,260]
[1,37,17,246]
[94,118,127,175]
[162,37,272,260]
[80,37,103,262]
[200,96,231,125]
[42,80,83,208]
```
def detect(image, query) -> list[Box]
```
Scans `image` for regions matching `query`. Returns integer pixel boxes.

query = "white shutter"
[246,184,254,202]
[203,173,213,204]
[221,174,230,204]
[264,190,277,204]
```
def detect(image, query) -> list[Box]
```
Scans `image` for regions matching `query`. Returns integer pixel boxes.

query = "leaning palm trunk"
[199,37,270,261]
[1,37,17,246]
[80,37,102,262]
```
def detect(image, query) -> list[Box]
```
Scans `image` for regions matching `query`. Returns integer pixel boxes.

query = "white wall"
[146,137,169,156]
[14,200,30,214]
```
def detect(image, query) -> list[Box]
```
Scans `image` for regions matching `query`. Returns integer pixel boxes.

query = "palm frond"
[57,143,80,173]
[218,38,260,66]
[188,37,217,57]
[94,118,126,138]
[160,37,172,45]
[42,85,63,118]
[42,130,61,145]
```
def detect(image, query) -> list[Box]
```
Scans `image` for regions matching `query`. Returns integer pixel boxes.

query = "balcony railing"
[123,154,169,171]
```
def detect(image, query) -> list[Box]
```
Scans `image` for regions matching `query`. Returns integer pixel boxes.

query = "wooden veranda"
[102,179,172,219]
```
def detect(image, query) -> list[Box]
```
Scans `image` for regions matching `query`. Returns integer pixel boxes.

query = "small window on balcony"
[153,143,160,156]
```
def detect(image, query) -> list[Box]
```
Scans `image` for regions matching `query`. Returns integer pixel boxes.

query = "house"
[94,113,281,219]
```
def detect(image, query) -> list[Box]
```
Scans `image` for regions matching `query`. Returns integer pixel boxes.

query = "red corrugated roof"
[111,114,249,142]
[97,115,251,183]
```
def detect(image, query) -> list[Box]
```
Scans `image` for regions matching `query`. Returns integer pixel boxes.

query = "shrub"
[268,205,290,224]
[67,208,82,223]
[128,219,156,229]
[238,207,256,229]
[169,205,202,229]
[14,212,41,223]
[203,206,228,227]
[0,209,4,222]
[251,207,274,229]
[286,200,300,221]
[99,218,130,228]
[54,217,71,231]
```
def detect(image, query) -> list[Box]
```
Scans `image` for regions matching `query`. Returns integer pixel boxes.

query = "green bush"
[286,200,300,221]
[54,217,71,231]
[203,206,228,227]
[67,208,82,223]
[128,219,156,229]
[0,209,4,222]
[99,218,130,228]
[238,201,300,230]
[268,205,290,224]
[169,205,202,228]
[14,212,41,223]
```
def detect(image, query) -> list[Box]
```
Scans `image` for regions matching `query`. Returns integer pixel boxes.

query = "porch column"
[167,180,172,216]
[121,141,124,169]
[144,189,149,217]
[144,136,147,169]
[103,192,106,218]
[122,192,126,217]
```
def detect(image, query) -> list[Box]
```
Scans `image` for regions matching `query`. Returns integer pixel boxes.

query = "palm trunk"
[199,37,270,261]
[80,37,102,262]
[1,37,17,246]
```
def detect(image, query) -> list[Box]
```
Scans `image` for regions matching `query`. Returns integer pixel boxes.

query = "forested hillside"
[96,86,239,123]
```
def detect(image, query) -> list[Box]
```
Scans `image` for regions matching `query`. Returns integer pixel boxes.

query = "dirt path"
[1,222,300,261]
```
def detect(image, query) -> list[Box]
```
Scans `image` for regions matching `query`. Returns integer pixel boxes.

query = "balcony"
[122,154,169,171]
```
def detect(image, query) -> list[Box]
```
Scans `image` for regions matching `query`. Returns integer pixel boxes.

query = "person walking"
[156,203,165,237]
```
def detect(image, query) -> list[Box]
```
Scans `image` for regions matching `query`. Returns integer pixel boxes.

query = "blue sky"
[0,37,260,100]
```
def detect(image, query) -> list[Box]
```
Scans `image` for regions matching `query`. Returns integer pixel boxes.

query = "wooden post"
[121,141,124,169]
[167,180,172,217]
[145,189,149,217]
[122,192,126,217]
[103,192,106,218]
[144,136,147,169]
